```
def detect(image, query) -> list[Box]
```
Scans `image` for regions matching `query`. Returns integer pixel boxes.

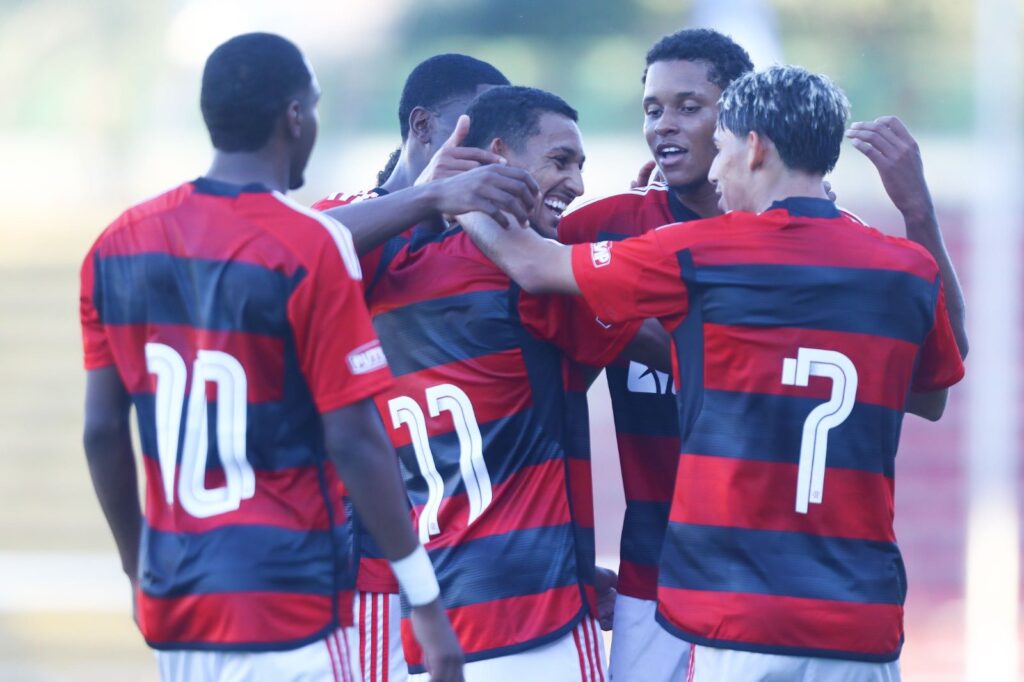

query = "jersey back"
[557,182,696,600]
[571,197,965,662]
[80,178,391,650]
[367,227,634,670]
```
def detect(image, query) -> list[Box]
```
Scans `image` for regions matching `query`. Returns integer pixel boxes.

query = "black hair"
[376,147,401,186]
[200,32,312,152]
[643,28,753,90]
[398,53,509,140]
[718,65,850,174]
[462,86,578,152]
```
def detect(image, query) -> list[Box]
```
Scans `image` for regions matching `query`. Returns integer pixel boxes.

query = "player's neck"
[379,154,418,193]
[672,179,722,219]
[753,170,830,214]
[205,150,291,194]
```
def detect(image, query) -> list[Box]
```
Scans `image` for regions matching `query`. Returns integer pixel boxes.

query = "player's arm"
[325,120,539,256]
[82,366,142,594]
[619,318,671,372]
[905,284,965,421]
[459,211,579,294]
[847,116,968,358]
[321,402,463,681]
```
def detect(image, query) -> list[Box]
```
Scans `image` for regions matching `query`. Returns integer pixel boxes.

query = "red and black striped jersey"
[80,177,392,650]
[571,197,964,662]
[313,187,407,596]
[557,181,697,600]
[366,225,638,670]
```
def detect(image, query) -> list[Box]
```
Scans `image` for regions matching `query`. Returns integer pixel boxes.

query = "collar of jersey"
[193,177,273,197]
[767,196,840,218]
[667,189,702,223]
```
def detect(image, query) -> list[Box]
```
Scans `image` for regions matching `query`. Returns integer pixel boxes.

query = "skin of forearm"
[902,207,969,358]
[461,212,578,295]
[83,426,142,579]
[325,414,420,561]
[325,182,440,255]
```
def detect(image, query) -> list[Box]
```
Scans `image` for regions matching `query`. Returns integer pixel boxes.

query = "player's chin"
[530,213,559,239]
[288,173,306,191]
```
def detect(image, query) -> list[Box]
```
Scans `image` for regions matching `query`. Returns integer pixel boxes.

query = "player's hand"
[409,600,464,682]
[416,115,509,185]
[845,116,934,221]
[595,566,618,631]
[630,160,658,190]
[822,180,836,201]
[431,163,539,229]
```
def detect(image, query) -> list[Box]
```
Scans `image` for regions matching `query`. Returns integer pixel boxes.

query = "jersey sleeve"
[288,220,393,414]
[80,244,114,370]
[570,231,688,324]
[518,292,642,367]
[912,283,965,392]
[557,203,600,245]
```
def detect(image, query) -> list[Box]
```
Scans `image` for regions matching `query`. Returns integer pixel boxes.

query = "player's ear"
[489,137,508,158]
[284,99,303,140]
[747,130,768,170]
[409,106,433,145]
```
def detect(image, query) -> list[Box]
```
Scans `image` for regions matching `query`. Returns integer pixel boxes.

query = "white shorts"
[409,616,606,682]
[608,595,690,681]
[354,591,406,682]
[687,644,902,681]
[156,627,358,682]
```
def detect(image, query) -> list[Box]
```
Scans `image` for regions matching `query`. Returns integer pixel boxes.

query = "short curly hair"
[643,28,753,90]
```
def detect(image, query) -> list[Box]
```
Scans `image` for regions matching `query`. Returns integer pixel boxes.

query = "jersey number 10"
[781,347,858,514]
[145,343,255,519]
[388,385,493,543]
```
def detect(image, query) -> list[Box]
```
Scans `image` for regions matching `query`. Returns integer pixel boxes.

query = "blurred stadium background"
[0,0,1020,679]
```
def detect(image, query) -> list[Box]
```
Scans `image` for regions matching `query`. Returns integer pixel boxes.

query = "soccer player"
[80,33,462,682]
[459,65,966,681]
[311,53,527,682]
[557,29,968,681]
[556,29,753,681]
[367,85,655,681]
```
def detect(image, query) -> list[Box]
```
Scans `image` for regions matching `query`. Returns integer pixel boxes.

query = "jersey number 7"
[388,384,493,543]
[781,348,858,514]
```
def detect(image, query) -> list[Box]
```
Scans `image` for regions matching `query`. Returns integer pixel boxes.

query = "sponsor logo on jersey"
[348,341,388,375]
[591,241,612,268]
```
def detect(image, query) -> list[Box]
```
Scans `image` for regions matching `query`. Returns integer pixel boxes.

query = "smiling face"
[642,59,722,193]
[498,112,585,238]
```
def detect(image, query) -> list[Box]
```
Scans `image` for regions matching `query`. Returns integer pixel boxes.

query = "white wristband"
[390,545,440,607]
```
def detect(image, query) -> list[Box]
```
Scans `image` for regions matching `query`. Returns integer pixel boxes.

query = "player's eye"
[551,156,568,169]
[681,105,700,114]
[645,107,662,118]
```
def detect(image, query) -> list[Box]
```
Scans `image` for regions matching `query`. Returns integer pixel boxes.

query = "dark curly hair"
[643,28,753,90]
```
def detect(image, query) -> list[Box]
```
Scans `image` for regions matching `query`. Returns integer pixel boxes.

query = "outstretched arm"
[846,116,968,358]
[326,116,540,256]
[459,211,579,295]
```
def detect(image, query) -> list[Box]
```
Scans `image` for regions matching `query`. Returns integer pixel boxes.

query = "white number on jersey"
[387,384,493,543]
[780,347,858,514]
[145,343,255,518]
